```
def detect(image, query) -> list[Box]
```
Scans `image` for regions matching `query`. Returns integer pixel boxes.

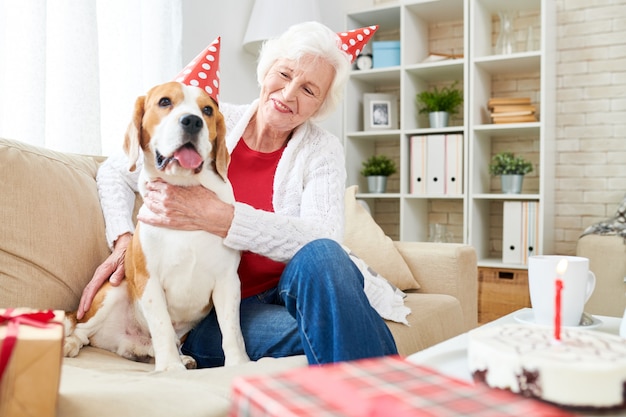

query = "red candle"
[554,278,563,340]
[554,259,568,341]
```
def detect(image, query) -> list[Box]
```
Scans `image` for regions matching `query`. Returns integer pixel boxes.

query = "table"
[406,308,624,416]
[407,308,622,381]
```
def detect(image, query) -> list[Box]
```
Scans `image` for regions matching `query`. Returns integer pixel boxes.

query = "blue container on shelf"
[372,41,400,68]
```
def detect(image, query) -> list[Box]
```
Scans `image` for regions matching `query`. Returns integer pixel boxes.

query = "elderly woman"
[78,21,397,367]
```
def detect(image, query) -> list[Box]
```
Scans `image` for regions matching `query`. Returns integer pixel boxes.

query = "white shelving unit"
[468,0,555,268]
[343,0,555,269]
[344,0,468,244]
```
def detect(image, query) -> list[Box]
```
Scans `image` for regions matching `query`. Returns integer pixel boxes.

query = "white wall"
[182,0,259,106]
[181,0,349,137]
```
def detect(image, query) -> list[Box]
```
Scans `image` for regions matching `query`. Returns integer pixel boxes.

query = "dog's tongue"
[174,147,203,169]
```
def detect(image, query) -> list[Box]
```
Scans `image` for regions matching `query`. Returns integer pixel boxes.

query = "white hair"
[256,21,351,121]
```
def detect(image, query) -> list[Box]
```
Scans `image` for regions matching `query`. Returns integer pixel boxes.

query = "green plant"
[360,154,397,177]
[416,81,463,115]
[488,152,533,176]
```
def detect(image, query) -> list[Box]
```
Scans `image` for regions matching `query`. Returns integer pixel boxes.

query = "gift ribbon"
[0,309,58,383]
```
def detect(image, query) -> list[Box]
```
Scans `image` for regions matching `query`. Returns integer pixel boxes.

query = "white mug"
[528,255,596,326]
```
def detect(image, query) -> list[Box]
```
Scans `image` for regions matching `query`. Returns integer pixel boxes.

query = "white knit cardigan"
[97,99,347,263]
[97,101,409,323]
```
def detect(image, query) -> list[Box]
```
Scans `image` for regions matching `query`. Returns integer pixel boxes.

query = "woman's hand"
[77,180,234,320]
[139,179,234,238]
[76,232,132,320]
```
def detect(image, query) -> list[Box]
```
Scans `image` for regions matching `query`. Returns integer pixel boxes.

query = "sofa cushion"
[61,350,308,417]
[0,138,110,310]
[343,186,419,290]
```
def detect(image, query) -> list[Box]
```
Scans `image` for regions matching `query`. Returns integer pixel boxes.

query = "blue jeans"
[181,239,398,367]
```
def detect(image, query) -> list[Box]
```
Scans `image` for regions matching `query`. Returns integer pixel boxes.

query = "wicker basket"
[478,267,531,324]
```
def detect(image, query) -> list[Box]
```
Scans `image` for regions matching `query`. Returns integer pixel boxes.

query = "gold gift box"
[0,309,64,417]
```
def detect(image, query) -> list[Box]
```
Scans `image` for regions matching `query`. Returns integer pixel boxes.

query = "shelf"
[473,123,540,136]
[474,52,541,74]
[405,60,464,82]
[476,0,541,13]
[346,4,400,31]
[405,194,464,200]
[344,0,554,268]
[350,67,401,85]
[472,193,539,200]
[478,258,529,270]
[346,131,401,140]
[404,0,465,21]
[356,193,401,199]
[405,126,464,136]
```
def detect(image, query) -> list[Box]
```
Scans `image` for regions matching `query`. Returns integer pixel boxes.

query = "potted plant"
[488,151,533,194]
[416,81,463,128]
[360,154,397,193]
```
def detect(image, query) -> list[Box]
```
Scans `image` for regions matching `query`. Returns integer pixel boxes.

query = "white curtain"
[0,0,183,155]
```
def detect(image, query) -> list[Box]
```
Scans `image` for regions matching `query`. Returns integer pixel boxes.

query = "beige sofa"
[0,137,477,417]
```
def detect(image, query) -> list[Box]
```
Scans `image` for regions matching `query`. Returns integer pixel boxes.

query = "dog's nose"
[180,114,203,134]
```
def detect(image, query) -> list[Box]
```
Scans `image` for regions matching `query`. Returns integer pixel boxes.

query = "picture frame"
[363,93,398,131]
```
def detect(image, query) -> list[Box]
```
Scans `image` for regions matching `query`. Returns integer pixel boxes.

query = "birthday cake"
[467,323,626,409]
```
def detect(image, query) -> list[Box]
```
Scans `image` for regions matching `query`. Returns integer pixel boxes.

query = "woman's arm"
[134,121,346,264]
[77,153,140,318]
[96,152,142,248]
[77,232,132,319]
[224,127,346,262]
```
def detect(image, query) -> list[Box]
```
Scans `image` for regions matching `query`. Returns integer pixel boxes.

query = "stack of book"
[488,97,537,124]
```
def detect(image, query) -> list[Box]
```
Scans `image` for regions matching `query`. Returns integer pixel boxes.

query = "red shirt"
[228,139,286,298]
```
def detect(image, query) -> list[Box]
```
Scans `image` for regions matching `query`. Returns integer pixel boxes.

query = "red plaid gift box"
[230,355,573,417]
[0,309,64,417]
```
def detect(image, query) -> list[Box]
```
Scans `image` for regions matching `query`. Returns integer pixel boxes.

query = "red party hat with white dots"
[337,25,379,63]
[174,37,221,103]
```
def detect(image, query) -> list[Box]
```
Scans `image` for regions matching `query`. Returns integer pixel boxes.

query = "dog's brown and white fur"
[64,81,249,371]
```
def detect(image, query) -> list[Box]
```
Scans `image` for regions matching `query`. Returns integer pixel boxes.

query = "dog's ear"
[212,111,230,182]
[123,96,145,172]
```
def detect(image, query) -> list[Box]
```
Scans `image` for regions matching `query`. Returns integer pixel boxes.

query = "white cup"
[528,255,596,326]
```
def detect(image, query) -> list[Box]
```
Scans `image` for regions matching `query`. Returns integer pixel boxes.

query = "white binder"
[503,201,540,264]
[522,201,540,263]
[409,135,427,194]
[445,134,463,195]
[426,135,445,194]
[502,201,523,264]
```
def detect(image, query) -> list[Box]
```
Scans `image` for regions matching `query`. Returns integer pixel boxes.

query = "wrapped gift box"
[230,355,573,417]
[0,309,64,417]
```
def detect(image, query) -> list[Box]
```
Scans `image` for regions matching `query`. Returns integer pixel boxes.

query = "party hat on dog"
[174,37,221,103]
[337,25,379,63]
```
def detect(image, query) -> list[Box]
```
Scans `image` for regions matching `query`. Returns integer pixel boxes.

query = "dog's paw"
[181,354,197,370]
[155,361,187,372]
[63,337,82,358]
[224,352,251,367]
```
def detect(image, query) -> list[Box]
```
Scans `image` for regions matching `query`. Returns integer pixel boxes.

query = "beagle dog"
[64,81,249,371]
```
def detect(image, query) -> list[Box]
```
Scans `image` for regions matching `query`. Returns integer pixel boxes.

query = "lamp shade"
[243,0,321,55]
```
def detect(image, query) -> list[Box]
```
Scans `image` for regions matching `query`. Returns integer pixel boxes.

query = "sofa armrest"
[393,242,478,332]
[576,234,626,317]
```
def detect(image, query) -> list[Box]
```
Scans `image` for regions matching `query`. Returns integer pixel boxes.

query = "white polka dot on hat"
[337,25,379,63]
[174,37,221,103]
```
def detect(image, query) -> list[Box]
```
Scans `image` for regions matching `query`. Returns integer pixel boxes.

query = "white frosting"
[468,324,626,408]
